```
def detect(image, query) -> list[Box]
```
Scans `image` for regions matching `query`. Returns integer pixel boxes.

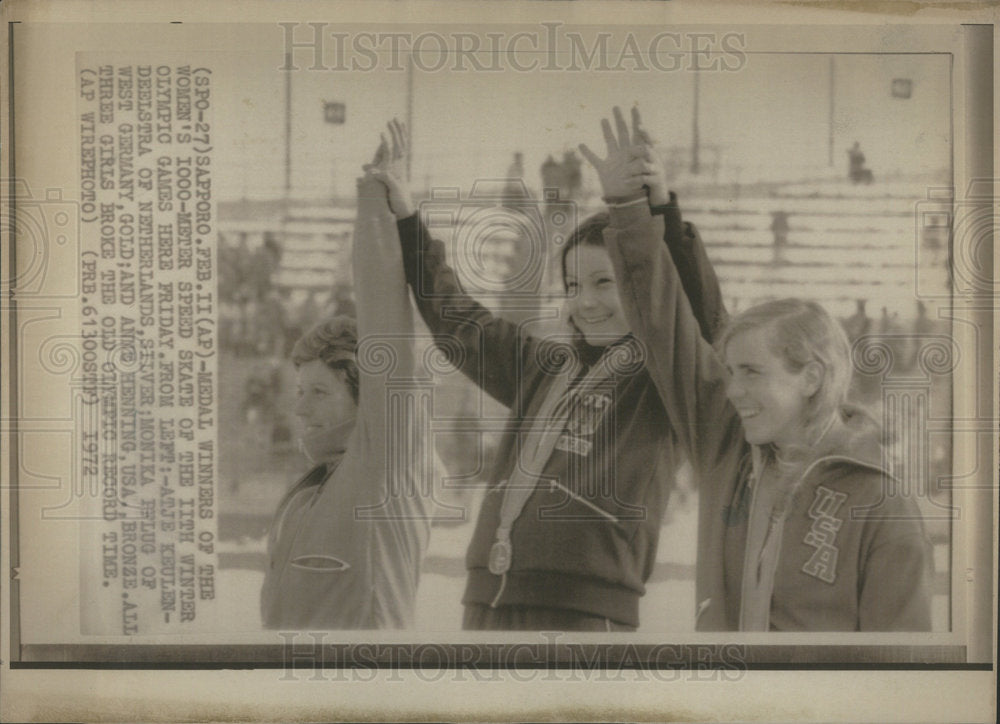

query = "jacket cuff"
[396,213,421,244]
[656,190,685,246]
[603,192,648,207]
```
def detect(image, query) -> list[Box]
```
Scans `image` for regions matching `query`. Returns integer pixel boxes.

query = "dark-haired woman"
[370,114,726,631]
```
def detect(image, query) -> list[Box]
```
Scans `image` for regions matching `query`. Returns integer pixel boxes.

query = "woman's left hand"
[579,106,658,201]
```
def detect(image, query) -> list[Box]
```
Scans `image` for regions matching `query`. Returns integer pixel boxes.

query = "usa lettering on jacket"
[801,485,848,584]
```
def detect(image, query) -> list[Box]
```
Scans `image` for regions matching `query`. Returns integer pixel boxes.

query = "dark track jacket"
[603,201,933,631]
[396,198,725,627]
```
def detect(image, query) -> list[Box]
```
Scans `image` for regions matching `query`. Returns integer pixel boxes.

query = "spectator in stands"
[231,234,256,355]
[843,299,872,344]
[331,282,356,319]
[507,151,525,182]
[769,211,790,264]
[540,154,564,192]
[562,150,583,199]
[847,142,874,184]
[906,301,935,370]
[843,299,880,402]
[252,234,283,299]
[255,291,288,356]
[242,362,276,425]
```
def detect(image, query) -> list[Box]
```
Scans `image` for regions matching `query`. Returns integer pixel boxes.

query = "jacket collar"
[572,332,636,369]
[807,407,889,477]
[749,406,891,488]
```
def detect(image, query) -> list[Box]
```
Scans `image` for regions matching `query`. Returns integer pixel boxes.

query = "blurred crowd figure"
[218,231,356,360]
[847,141,874,184]
[540,150,583,201]
[506,152,525,191]
[842,299,873,342]
[842,299,944,403]
[492,150,590,321]
[841,298,952,520]
[219,231,286,357]
[769,211,790,264]
[218,229,360,460]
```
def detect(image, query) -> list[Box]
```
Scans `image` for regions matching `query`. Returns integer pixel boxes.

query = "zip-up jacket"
[603,202,933,631]
[396,199,725,627]
[260,176,433,629]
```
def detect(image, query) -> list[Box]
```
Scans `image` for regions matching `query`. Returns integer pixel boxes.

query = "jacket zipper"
[488,481,620,610]
[548,479,622,525]
[739,470,762,630]
[696,597,712,623]
[739,451,883,629]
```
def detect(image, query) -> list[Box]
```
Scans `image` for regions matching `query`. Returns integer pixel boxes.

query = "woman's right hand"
[365,118,415,218]
[630,106,670,207]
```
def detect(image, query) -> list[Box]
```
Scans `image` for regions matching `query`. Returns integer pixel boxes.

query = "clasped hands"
[578,105,669,206]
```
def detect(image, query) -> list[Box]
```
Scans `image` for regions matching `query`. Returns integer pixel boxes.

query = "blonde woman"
[588,107,933,631]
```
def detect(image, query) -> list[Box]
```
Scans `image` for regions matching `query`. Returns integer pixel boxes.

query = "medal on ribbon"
[488,539,512,575]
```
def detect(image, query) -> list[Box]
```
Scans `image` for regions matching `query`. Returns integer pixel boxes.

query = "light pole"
[828,55,835,167]
[406,51,414,182]
[691,69,701,175]
[284,52,292,200]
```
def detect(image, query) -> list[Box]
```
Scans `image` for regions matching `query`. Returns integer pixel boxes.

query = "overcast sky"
[211,29,951,201]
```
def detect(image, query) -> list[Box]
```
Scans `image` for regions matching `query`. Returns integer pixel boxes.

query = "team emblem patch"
[566,391,611,436]
[801,485,848,584]
[557,391,611,456]
[555,433,592,456]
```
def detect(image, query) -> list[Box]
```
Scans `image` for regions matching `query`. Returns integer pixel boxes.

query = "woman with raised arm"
[370,116,726,631]
[259,140,434,630]
[588,107,932,631]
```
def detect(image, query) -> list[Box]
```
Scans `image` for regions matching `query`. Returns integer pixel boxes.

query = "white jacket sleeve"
[350,174,433,628]
[353,175,416,443]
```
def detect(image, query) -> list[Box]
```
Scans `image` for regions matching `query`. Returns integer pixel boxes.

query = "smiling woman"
[369,113,728,631]
[721,300,852,452]
[561,216,632,345]
[599,161,935,631]
[564,244,630,341]
[723,331,825,450]
[290,323,359,464]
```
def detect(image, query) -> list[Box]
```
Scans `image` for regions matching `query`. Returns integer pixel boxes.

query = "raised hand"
[630,106,670,207]
[578,106,657,201]
[365,118,415,218]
